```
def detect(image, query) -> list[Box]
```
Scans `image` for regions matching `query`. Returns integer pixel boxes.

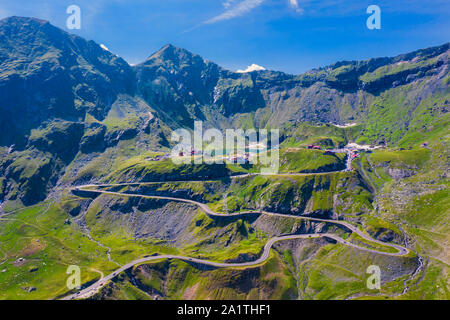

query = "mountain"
[0,17,448,147]
[0,16,135,148]
[0,15,448,206]
[135,44,266,127]
[0,17,448,300]
[0,16,448,206]
[135,41,449,145]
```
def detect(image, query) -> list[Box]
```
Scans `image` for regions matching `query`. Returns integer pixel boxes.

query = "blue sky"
[0,0,449,74]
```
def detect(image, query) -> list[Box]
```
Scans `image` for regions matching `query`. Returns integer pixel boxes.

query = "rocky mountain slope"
[0,16,448,208]
[0,16,448,300]
[0,17,135,148]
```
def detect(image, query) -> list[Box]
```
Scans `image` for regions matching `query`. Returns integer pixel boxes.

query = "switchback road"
[62,183,411,300]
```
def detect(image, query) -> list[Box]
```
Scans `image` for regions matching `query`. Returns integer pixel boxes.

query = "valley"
[0,17,448,300]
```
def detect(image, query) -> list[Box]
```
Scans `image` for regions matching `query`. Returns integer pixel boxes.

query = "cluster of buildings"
[227,154,250,164]
[307,144,342,157]
[148,154,170,161]
[174,149,251,164]
[177,149,201,157]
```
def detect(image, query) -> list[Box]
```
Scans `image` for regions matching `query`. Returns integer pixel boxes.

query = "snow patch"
[332,123,358,128]
[100,44,110,51]
[237,64,266,73]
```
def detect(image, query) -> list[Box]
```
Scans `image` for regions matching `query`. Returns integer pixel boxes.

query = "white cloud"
[236,63,266,73]
[100,44,110,51]
[288,0,304,14]
[223,0,237,8]
[204,0,264,25]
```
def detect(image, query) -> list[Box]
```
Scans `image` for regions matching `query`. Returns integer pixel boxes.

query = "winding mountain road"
[63,231,407,300]
[62,181,411,300]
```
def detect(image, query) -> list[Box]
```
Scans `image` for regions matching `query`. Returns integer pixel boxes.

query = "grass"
[359,56,440,82]
[363,216,403,238]
[348,233,400,254]
[356,85,449,146]
[296,242,419,300]
[107,251,297,300]
[1,123,446,300]
[370,148,431,169]
[281,123,363,149]
[102,115,141,131]
[107,156,242,184]
[0,203,116,299]
[277,148,346,173]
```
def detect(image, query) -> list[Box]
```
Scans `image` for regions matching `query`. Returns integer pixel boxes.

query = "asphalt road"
[62,183,410,300]
[71,188,409,257]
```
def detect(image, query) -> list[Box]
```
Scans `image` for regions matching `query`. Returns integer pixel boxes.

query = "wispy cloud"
[204,0,264,25]
[202,0,305,27]
[284,0,450,17]
[288,0,304,14]
[222,0,237,9]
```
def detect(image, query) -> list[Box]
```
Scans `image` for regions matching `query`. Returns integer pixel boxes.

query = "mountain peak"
[138,44,207,70]
[149,43,195,61]
[160,43,177,51]
[0,16,49,27]
[0,16,68,52]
